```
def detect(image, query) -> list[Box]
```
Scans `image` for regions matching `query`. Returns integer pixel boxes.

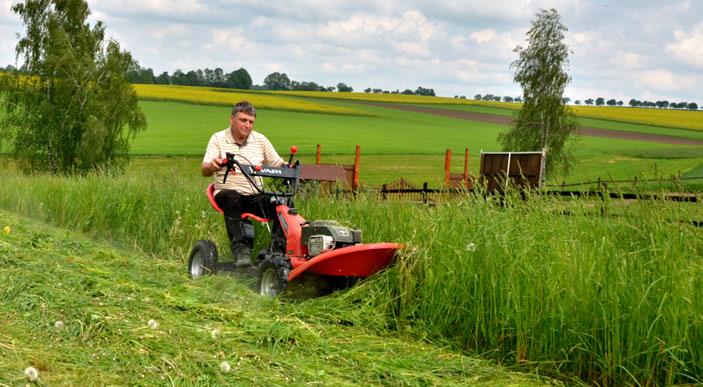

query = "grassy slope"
[0,209,550,386]
[410,103,703,141]
[133,100,703,186]
[252,90,703,131]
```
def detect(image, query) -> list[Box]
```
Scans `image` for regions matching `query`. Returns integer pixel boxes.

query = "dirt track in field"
[374,103,703,146]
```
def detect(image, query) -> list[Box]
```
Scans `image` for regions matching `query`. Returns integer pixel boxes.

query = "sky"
[1,0,702,103]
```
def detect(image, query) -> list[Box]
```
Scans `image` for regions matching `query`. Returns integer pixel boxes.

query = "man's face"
[230,111,255,141]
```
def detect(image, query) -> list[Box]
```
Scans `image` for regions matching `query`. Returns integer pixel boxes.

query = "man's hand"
[202,157,225,177]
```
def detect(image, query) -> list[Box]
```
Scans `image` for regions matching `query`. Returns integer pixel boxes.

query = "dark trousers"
[214,190,284,254]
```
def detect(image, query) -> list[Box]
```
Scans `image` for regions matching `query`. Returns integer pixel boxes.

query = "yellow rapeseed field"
[269,90,520,109]
[133,84,369,116]
[274,91,702,131]
[570,105,703,131]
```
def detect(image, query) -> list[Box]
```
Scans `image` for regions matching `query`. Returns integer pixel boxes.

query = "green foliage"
[499,9,579,176]
[226,67,252,90]
[0,0,146,175]
[0,161,701,385]
[263,72,291,91]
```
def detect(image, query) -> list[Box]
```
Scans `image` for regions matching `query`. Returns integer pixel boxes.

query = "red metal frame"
[207,184,224,214]
[206,185,401,283]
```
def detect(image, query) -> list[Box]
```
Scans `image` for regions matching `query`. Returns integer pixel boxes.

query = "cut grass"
[0,163,700,385]
[0,209,552,386]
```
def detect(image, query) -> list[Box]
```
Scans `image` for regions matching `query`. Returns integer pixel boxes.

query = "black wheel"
[188,240,218,277]
[257,253,290,297]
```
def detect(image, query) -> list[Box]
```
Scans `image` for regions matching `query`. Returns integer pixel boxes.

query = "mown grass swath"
[0,209,546,385]
[0,162,700,385]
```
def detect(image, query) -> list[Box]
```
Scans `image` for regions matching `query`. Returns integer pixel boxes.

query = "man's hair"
[232,101,256,117]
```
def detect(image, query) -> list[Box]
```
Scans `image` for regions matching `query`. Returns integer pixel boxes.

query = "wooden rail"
[299,144,360,191]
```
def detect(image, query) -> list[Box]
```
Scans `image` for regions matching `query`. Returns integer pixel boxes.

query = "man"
[202,101,285,267]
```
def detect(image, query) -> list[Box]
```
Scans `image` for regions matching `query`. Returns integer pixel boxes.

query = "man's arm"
[201,158,224,177]
[202,133,224,177]
[261,136,285,167]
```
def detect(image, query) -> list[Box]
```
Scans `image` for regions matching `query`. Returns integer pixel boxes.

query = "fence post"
[423,182,429,204]
[352,144,361,192]
[316,144,321,165]
[444,149,452,188]
[381,184,388,201]
[463,147,469,187]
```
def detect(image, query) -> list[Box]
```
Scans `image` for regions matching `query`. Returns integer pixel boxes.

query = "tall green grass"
[1,210,545,385]
[0,163,700,385]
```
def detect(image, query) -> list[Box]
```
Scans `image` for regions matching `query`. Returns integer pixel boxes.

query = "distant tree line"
[473,93,523,103]
[472,91,701,110]
[574,97,699,110]
[361,86,436,96]
[261,71,351,92]
[125,63,253,89]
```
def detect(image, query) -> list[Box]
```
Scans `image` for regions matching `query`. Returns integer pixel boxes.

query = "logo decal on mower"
[261,168,282,175]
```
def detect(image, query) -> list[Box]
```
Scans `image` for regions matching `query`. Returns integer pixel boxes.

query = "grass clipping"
[0,209,550,386]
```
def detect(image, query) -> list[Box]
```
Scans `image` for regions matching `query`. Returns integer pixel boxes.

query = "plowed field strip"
[374,103,703,145]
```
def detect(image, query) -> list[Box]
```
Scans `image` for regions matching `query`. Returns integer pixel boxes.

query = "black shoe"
[233,244,252,267]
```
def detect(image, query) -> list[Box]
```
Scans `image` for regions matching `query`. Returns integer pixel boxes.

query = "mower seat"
[206,184,224,214]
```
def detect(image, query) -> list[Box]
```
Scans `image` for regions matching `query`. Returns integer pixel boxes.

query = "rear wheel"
[188,240,218,277]
[257,254,290,297]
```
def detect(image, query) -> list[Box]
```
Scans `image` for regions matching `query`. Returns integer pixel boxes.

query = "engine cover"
[302,220,361,244]
[307,235,335,257]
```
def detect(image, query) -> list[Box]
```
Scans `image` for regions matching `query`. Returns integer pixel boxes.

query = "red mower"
[187,146,402,297]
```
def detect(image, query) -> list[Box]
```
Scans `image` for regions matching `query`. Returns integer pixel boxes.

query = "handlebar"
[222,151,301,198]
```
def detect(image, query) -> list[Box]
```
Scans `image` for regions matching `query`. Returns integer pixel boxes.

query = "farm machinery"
[187,146,401,296]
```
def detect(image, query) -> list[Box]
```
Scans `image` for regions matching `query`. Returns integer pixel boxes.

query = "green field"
[131,99,703,187]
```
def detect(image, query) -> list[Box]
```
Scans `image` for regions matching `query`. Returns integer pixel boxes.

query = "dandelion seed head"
[148,319,159,330]
[24,366,39,382]
[54,320,64,330]
[211,328,221,339]
[219,361,231,373]
[465,242,477,252]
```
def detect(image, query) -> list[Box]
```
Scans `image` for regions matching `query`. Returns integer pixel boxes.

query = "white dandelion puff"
[54,320,64,330]
[148,319,159,330]
[211,328,221,339]
[24,366,39,382]
[219,361,231,373]
[465,242,476,252]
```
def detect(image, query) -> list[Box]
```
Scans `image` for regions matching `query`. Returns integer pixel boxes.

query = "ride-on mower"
[187,146,402,297]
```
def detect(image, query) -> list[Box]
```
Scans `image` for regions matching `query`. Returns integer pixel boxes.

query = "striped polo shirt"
[203,128,284,195]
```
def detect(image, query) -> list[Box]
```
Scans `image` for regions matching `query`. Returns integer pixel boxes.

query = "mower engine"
[302,220,362,257]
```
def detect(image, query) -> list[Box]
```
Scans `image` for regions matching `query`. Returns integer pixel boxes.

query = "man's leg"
[214,190,254,266]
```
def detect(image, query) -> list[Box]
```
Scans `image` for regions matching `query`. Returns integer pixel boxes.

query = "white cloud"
[666,24,703,68]
[91,0,206,18]
[209,28,248,52]
[470,28,496,44]
[612,51,644,70]
[0,1,701,101]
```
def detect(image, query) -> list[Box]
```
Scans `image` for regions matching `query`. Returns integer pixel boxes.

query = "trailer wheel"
[188,240,218,277]
[258,254,290,297]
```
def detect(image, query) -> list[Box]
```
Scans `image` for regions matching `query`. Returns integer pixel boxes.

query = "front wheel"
[188,240,218,277]
[257,254,290,297]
